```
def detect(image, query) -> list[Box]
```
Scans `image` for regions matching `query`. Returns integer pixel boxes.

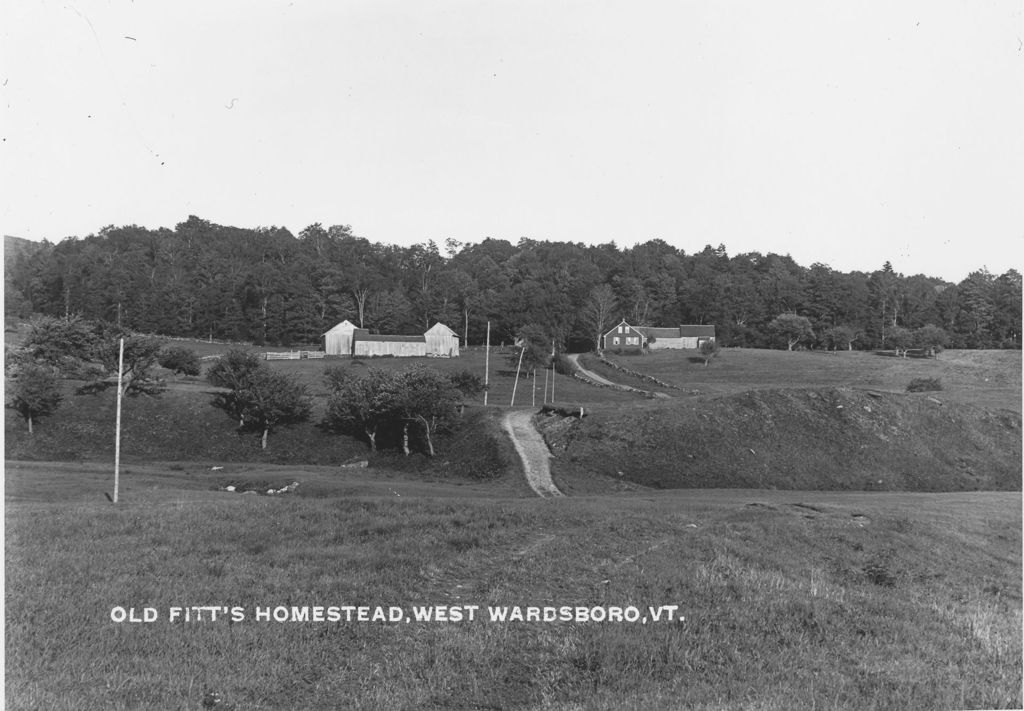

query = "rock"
[341,460,369,468]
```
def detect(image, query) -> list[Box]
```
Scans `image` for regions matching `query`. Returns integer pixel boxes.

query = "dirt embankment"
[537,387,1022,492]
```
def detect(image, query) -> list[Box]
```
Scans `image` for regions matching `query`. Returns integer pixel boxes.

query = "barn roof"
[635,326,680,339]
[323,319,357,335]
[425,322,458,336]
[679,325,716,337]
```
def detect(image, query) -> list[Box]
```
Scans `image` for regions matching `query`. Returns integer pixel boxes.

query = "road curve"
[565,353,620,387]
[501,410,563,498]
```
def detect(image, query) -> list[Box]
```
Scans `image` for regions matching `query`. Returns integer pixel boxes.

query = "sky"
[2,1,1022,283]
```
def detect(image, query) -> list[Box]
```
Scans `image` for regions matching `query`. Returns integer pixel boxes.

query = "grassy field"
[586,348,1022,413]
[6,334,1021,708]
[6,464,1021,710]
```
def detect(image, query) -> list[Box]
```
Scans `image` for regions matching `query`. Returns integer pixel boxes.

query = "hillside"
[539,387,1022,492]
[3,380,523,486]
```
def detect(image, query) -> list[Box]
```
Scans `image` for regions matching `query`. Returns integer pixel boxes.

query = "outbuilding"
[424,322,460,357]
[323,320,358,356]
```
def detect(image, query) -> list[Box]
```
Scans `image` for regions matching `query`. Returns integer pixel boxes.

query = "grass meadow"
[585,348,1022,413]
[5,336,1022,709]
[6,463,1021,710]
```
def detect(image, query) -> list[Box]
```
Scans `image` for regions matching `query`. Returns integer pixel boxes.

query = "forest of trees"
[4,216,1020,352]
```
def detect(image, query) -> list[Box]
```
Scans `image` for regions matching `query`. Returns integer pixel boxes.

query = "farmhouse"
[601,319,715,350]
[322,320,460,357]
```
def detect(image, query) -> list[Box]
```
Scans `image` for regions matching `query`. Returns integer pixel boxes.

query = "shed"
[353,334,427,358]
[323,320,358,356]
[636,324,716,349]
[424,322,460,357]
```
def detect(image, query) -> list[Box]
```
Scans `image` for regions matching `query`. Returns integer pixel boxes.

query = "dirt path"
[566,353,665,396]
[501,410,563,498]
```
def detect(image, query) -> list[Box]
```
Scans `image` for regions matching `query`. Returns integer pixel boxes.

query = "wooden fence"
[265,351,325,361]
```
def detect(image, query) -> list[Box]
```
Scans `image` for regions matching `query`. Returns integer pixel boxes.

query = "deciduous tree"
[581,285,618,352]
[325,368,395,452]
[233,368,311,449]
[698,339,721,366]
[10,364,63,434]
[768,313,814,351]
[158,346,201,376]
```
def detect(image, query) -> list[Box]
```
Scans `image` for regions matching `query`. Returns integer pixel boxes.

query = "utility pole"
[483,321,490,406]
[113,337,124,503]
[550,340,556,404]
[510,345,525,407]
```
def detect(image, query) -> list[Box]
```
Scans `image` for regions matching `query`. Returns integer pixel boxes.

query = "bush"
[448,369,483,398]
[553,354,575,376]
[158,346,201,376]
[906,377,943,393]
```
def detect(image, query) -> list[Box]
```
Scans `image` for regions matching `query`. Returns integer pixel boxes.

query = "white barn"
[322,320,460,357]
[323,320,358,356]
[424,322,460,357]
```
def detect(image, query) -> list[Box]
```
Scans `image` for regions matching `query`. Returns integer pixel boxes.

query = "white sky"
[2,1,1022,282]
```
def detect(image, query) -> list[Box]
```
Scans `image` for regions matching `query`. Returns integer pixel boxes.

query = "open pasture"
[589,348,1022,412]
[5,464,1021,710]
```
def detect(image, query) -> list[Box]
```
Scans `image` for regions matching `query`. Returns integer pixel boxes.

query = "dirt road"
[565,353,661,396]
[501,410,563,498]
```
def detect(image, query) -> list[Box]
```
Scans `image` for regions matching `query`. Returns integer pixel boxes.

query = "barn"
[638,324,716,350]
[322,320,460,357]
[323,320,358,356]
[424,322,460,357]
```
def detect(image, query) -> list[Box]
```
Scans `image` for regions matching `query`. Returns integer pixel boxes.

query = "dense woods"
[5,216,1020,351]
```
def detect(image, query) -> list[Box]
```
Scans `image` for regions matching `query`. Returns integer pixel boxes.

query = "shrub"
[158,346,201,376]
[906,377,943,393]
[448,369,483,398]
[553,354,575,376]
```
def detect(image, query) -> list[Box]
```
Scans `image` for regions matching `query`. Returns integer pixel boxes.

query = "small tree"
[158,346,201,376]
[508,324,552,375]
[208,349,265,425]
[390,366,462,456]
[698,339,721,366]
[914,324,949,358]
[823,325,857,352]
[22,315,97,367]
[887,326,914,358]
[448,369,483,414]
[325,368,395,452]
[234,368,312,449]
[768,313,814,351]
[11,364,63,434]
[91,330,166,395]
[209,349,264,389]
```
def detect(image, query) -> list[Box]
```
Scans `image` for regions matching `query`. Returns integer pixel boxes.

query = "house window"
[619,325,625,333]
[627,336,637,345]
[613,337,620,345]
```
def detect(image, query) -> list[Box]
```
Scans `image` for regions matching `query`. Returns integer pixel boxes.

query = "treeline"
[5,216,1020,350]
